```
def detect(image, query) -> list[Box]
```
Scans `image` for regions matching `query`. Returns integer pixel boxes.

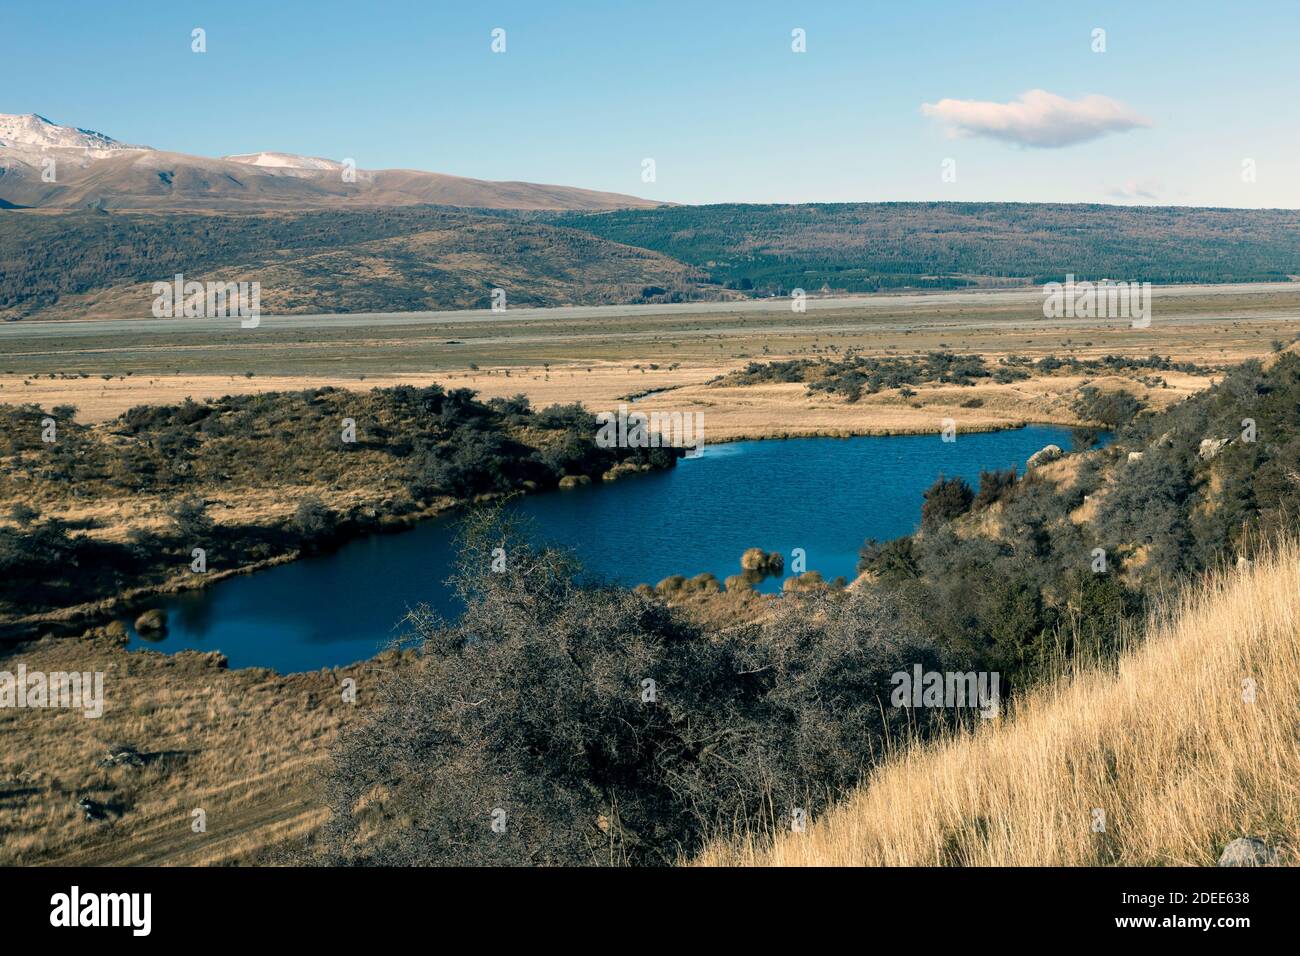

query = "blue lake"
[126,425,1092,672]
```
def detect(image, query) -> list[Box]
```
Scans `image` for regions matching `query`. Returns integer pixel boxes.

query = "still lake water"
[126,426,1087,672]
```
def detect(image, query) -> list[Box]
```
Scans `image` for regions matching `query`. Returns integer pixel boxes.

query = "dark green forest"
[543,202,1300,292]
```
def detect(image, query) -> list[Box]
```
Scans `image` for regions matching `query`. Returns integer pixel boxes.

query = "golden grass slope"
[700,542,1300,866]
[0,628,404,866]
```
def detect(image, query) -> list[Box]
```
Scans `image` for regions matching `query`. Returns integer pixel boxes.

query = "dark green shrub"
[973,468,1017,509]
[921,475,974,530]
[1073,386,1144,428]
[317,511,942,866]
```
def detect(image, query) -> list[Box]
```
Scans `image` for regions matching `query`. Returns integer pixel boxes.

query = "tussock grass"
[699,541,1300,866]
[0,631,394,865]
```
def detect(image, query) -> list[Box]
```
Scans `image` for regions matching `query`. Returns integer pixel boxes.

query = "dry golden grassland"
[628,370,1208,442]
[3,284,1297,433]
[2,365,1204,441]
[0,627,405,865]
[699,543,1300,866]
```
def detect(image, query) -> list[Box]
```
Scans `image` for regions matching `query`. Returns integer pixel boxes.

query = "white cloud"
[921,89,1151,148]
[1108,178,1164,202]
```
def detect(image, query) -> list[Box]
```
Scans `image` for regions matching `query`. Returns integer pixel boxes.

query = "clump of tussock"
[740,548,784,576]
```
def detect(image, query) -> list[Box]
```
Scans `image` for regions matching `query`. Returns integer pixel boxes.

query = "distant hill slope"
[700,539,1300,866]
[0,148,662,212]
[0,113,659,212]
[544,202,1300,288]
[0,207,720,319]
[7,198,1300,321]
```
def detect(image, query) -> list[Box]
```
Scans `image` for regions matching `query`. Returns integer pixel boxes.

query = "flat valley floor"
[4,283,1300,440]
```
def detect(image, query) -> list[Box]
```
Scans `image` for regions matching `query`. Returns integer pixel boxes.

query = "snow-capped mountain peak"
[224,151,344,171]
[0,113,149,151]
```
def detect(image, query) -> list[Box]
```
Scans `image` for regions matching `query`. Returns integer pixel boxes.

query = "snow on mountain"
[224,151,344,171]
[0,113,149,151]
[0,111,659,210]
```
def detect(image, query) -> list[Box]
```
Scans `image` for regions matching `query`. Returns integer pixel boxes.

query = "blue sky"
[5,0,1298,207]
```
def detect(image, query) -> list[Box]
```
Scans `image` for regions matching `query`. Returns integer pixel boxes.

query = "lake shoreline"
[0,418,1086,657]
[0,459,677,646]
[112,424,1090,672]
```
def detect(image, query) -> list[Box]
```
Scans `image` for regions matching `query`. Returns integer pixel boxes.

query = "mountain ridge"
[0,113,660,211]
